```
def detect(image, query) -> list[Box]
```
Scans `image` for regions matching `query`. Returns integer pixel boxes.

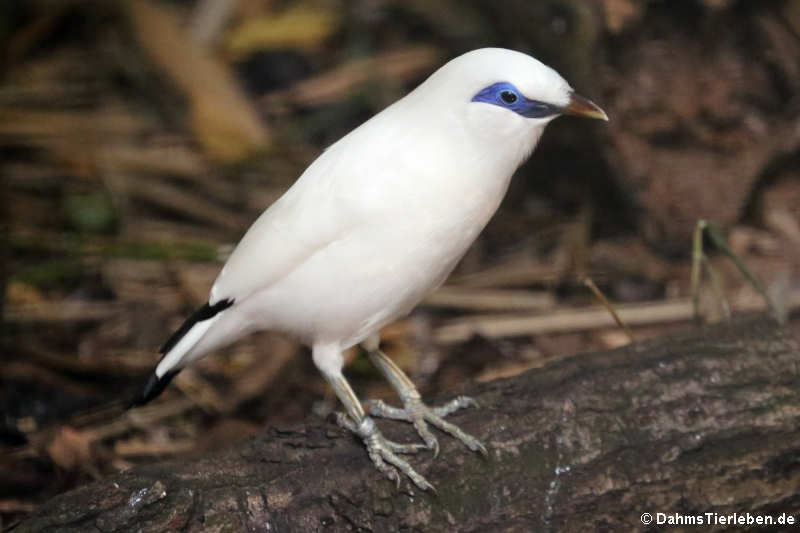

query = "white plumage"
[137,48,607,490]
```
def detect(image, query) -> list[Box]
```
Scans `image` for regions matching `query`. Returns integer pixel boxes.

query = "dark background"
[2,0,799,525]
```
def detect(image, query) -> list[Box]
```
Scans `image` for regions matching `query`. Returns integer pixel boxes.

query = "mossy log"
[16,314,800,532]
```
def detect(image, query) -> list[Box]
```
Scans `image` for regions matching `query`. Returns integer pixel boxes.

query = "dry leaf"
[226,4,338,59]
[46,426,93,471]
[125,0,269,162]
[5,281,46,306]
[602,0,642,34]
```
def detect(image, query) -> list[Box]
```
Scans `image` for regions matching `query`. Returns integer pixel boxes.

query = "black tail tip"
[126,369,181,410]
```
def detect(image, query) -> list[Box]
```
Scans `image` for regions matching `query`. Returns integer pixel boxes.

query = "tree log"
[15,314,800,532]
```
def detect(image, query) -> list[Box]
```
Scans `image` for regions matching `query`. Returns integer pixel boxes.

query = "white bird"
[129,48,607,490]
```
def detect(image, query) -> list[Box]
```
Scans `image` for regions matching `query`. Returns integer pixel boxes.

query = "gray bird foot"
[364,395,487,458]
[334,413,434,491]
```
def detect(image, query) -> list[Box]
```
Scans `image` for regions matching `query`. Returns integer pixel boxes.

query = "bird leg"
[364,348,487,458]
[322,371,433,491]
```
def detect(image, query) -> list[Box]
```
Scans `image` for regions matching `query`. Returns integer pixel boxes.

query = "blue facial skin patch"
[471,82,561,119]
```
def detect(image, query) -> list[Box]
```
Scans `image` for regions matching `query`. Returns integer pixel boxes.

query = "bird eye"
[500,90,518,104]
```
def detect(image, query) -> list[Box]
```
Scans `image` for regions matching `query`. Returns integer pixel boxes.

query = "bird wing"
[208,142,366,306]
[209,101,422,305]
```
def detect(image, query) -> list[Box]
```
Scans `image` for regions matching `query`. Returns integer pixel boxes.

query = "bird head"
[409,48,607,163]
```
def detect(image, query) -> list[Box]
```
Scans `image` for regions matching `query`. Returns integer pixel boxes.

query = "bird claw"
[334,393,484,491]
[365,395,487,457]
[335,414,434,491]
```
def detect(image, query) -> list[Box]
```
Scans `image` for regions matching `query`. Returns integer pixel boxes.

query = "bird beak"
[562,92,608,121]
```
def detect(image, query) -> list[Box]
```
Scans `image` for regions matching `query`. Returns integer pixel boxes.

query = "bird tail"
[127,298,234,409]
[127,369,181,409]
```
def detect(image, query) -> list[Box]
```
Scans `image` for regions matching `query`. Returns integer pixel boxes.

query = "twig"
[187,0,235,45]
[21,344,155,376]
[173,369,228,415]
[9,228,220,262]
[85,398,196,443]
[582,277,634,342]
[261,46,442,109]
[703,257,731,320]
[4,301,125,323]
[435,299,693,344]
[691,219,779,322]
[114,438,196,457]
[422,286,554,312]
[120,175,248,232]
[450,257,565,288]
[704,220,779,318]
[433,290,800,344]
[0,499,36,514]
[690,219,705,320]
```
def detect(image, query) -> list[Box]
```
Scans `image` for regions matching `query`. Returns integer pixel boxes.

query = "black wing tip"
[159,298,235,355]
[129,299,234,410]
[126,369,181,410]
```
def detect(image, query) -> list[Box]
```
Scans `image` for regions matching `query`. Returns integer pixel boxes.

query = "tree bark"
[15,314,800,532]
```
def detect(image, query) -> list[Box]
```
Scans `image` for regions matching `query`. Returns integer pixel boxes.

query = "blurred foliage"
[226,4,339,58]
[63,191,119,235]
